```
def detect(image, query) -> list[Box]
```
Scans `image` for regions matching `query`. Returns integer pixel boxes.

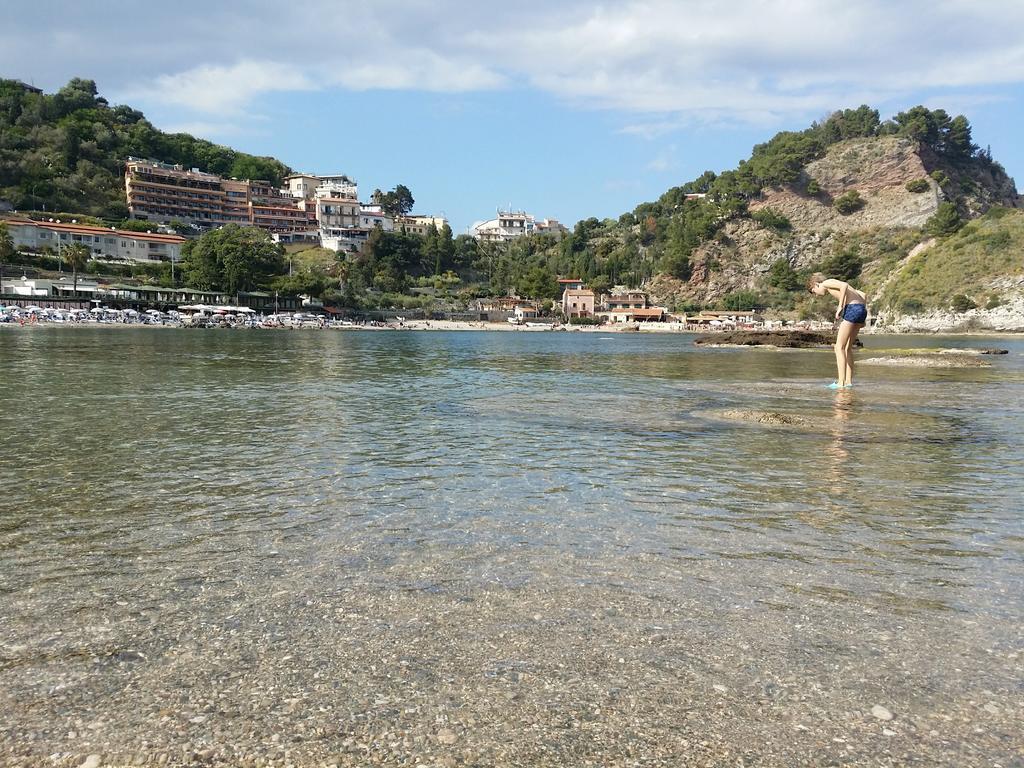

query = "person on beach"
[808,273,868,388]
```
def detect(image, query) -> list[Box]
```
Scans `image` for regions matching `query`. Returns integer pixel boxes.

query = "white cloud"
[646,145,677,173]
[124,60,316,116]
[5,0,1024,129]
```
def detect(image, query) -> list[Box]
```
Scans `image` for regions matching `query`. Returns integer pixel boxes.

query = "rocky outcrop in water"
[694,330,845,348]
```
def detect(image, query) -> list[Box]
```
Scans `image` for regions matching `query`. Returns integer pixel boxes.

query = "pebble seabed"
[2,551,1021,768]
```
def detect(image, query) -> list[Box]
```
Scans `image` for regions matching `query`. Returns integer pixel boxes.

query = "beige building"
[562,288,596,318]
[283,174,322,199]
[125,158,315,233]
[2,217,186,264]
[395,215,449,237]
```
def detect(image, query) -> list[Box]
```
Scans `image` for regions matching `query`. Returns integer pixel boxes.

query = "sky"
[3,0,1024,234]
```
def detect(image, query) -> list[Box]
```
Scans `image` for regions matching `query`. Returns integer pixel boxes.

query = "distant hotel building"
[124,158,317,233]
[124,160,450,254]
[470,210,567,242]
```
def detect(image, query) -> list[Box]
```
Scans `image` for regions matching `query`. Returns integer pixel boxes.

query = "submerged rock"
[719,410,811,427]
[860,354,991,368]
[694,331,854,348]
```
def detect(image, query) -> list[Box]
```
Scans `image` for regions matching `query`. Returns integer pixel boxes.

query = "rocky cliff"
[646,135,1022,331]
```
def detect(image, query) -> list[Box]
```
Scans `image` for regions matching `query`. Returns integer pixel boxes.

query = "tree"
[0,222,16,296]
[767,257,800,290]
[376,185,415,217]
[924,202,964,237]
[64,242,90,296]
[720,290,759,310]
[517,266,559,300]
[821,247,863,282]
[180,224,285,293]
[0,222,14,295]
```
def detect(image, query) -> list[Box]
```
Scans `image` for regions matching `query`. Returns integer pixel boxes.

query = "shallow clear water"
[1,328,1022,765]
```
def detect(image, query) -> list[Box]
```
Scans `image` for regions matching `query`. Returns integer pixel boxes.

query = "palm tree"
[0,222,14,296]
[65,243,90,297]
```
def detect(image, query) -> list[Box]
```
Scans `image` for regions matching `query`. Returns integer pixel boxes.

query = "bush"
[986,294,1002,309]
[899,298,924,313]
[767,257,800,290]
[951,294,976,312]
[924,202,964,237]
[930,170,949,186]
[806,179,821,195]
[833,190,865,215]
[568,315,602,325]
[905,178,930,193]
[983,205,1012,221]
[751,208,791,232]
[820,248,864,282]
[719,290,759,310]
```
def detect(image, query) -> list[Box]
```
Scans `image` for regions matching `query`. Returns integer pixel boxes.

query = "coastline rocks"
[694,330,842,348]
[875,287,1024,333]
[860,354,992,368]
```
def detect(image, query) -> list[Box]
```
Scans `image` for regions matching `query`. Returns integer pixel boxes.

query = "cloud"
[123,60,317,116]
[646,146,677,173]
[5,0,1024,129]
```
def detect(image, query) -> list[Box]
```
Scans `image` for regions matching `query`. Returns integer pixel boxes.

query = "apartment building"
[395,214,449,236]
[470,210,565,242]
[2,217,186,263]
[124,158,314,233]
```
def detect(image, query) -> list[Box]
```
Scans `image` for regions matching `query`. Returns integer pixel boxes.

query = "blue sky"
[3,0,1024,233]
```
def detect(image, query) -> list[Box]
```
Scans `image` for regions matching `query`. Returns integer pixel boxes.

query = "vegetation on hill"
[883,207,1024,313]
[0,78,290,218]
[461,105,1015,313]
[3,82,1019,318]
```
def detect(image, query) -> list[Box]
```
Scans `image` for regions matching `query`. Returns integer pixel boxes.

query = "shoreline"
[4,319,1024,337]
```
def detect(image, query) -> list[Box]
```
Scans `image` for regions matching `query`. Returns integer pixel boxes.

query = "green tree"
[821,247,863,282]
[767,257,800,290]
[517,266,559,300]
[720,290,759,310]
[0,222,14,295]
[181,225,285,293]
[905,179,929,193]
[376,184,415,217]
[751,208,791,232]
[924,202,964,237]
[64,242,90,296]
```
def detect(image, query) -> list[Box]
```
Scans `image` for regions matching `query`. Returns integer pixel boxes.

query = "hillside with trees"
[0,78,290,218]
[3,82,1022,326]
[469,105,1021,325]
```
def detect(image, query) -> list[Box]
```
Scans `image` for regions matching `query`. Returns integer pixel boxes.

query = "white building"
[359,205,394,231]
[2,217,186,264]
[5,275,101,298]
[320,227,370,253]
[471,210,535,242]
